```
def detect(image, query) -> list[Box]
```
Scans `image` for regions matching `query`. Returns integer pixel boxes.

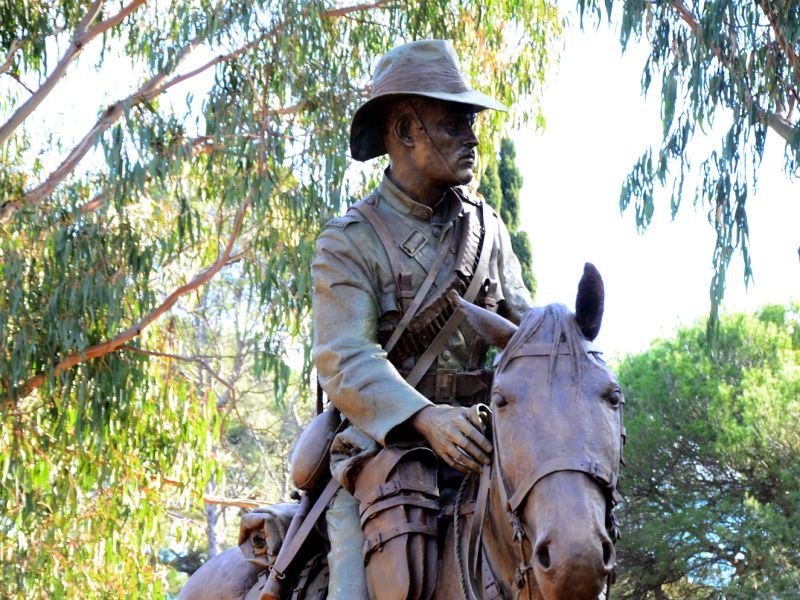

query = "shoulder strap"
[404,200,495,387]
[350,196,414,312]
[383,224,455,355]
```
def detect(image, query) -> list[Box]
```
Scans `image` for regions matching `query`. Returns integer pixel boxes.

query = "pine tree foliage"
[0,1,562,594]
[479,137,537,296]
[576,0,800,332]
[615,304,800,599]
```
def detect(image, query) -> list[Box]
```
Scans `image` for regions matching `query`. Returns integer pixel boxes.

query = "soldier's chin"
[453,167,474,185]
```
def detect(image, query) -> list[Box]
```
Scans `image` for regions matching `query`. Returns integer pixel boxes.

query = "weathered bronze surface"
[179,265,624,600]
[179,40,623,600]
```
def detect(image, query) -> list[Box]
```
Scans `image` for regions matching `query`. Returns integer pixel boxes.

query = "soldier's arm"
[312,224,432,446]
[313,221,492,472]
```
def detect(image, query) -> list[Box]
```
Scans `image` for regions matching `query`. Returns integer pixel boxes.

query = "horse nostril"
[536,544,552,570]
[602,541,615,570]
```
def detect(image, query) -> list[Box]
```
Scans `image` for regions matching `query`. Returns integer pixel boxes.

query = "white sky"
[513,18,800,358]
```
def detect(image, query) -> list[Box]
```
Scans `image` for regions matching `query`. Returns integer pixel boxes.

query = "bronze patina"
[178,40,623,600]
[178,265,624,600]
[313,40,530,600]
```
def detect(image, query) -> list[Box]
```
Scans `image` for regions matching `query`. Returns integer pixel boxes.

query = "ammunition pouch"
[415,368,493,405]
[353,447,439,600]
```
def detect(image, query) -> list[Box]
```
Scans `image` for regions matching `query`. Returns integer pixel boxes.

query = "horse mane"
[498,303,587,383]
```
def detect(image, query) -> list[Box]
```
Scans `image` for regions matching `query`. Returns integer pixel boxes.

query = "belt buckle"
[435,369,458,403]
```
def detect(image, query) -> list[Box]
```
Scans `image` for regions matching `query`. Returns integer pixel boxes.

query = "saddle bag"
[290,404,342,491]
[353,446,439,600]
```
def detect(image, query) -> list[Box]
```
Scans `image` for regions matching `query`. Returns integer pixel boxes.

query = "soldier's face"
[409,99,479,186]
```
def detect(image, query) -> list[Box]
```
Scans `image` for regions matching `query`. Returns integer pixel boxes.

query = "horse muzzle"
[525,472,616,600]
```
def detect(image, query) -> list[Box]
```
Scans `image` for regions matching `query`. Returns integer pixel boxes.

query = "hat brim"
[349,90,508,162]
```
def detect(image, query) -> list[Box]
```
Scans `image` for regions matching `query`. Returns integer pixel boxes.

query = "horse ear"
[448,290,518,349]
[575,262,604,341]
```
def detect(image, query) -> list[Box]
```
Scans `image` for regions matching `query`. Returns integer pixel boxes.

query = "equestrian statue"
[179,40,624,600]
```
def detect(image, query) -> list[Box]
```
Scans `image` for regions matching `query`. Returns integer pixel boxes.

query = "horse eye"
[606,389,623,408]
[492,391,508,408]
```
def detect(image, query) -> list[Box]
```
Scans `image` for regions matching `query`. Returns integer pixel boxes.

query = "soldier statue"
[312,39,532,600]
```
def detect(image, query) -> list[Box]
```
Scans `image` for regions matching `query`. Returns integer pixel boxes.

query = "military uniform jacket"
[312,173,532,446]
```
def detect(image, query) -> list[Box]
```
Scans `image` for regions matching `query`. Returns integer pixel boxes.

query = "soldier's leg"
[326,488,369,600]
[353,447,440,600]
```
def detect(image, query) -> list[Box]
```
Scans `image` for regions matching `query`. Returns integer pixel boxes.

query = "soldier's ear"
[449,291,517,349]
[393,114,415,148]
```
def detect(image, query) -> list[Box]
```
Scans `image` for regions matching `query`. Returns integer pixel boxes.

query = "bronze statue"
[178,41,623,600]
[179,265,623,600]
[312,38,531,600]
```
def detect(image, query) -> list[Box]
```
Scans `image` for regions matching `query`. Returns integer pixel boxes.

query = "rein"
[454,339,623,600]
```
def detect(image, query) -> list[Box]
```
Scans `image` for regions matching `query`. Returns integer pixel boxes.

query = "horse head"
[453,263,623,600]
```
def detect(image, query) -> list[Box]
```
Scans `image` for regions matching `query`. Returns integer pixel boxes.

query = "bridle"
[455,339,624,600]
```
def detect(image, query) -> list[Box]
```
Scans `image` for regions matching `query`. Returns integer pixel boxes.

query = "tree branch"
[668,0,799,144]
[0,0,392,223]
[3,192,252,404]
[322,0,393,18]
[0,0,148,146]
[0,40,25,75]
[119,344,235,393]
[3,38,199,221]
[202,495,268,509]
[758,0,800,90]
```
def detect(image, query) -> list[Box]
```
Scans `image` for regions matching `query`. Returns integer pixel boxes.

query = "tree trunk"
[205,479,220,558]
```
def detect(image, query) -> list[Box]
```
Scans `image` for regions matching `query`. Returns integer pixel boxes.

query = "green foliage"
[498,138,523,231]
[576,0,800,332]
[614,304,800,598]
[510,230,536,297]
[480,137,536,296]
[0,1,562,594]
[478,160,502,211]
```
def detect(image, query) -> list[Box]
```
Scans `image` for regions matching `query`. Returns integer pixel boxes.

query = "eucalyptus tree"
[577,0,800,331]
[0,0,562,595]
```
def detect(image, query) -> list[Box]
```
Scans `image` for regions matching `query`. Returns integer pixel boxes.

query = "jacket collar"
[379,171,463,223]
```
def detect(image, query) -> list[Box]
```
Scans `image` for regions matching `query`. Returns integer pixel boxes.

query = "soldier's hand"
[409,405,492,474]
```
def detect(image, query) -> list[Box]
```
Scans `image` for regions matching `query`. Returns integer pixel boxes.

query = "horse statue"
[179,263,624,600]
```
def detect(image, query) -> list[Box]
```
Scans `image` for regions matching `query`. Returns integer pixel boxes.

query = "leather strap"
[360,495,440,526]
[462,457,492,600]
[364,523,438,557]
[269,478,341,579]
[383,224,455,355]
[357,479,439,509]
[507,457,619,513]
[416,369,492,403]
[505,341,604,360]
[351,197,414,312]
[405,200,494,388]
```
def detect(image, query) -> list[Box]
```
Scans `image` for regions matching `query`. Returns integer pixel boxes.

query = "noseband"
[455,339,624,600]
